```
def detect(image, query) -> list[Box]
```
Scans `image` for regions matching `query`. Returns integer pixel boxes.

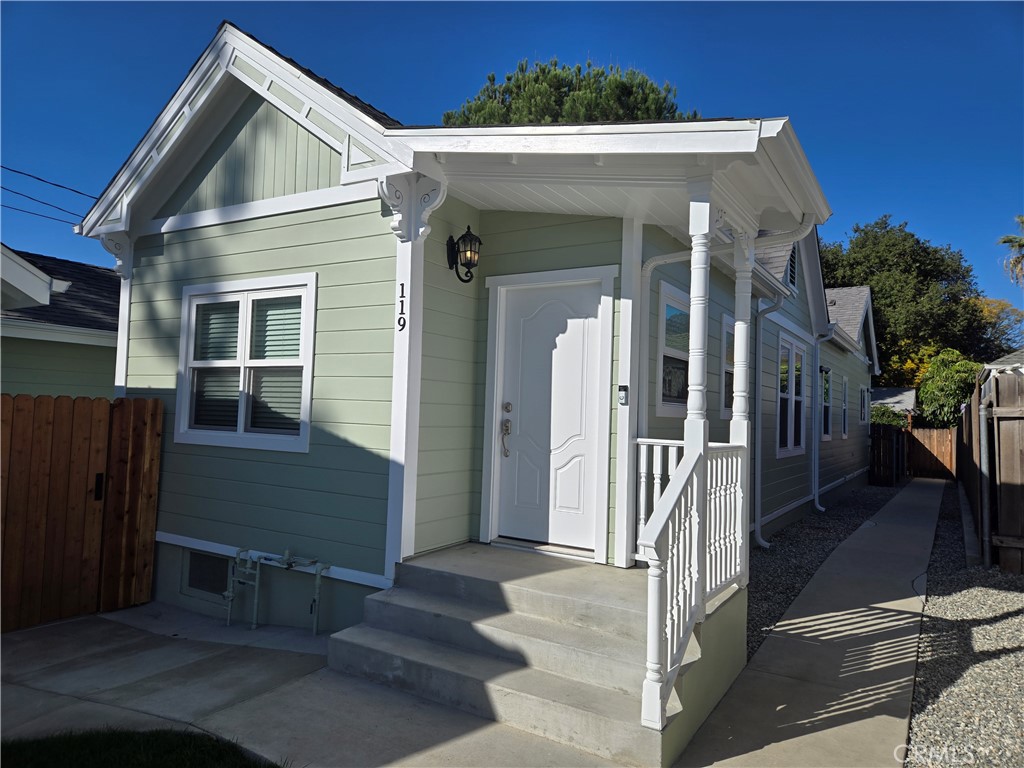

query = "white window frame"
[656,281,690,417]
[859,386,870,424]
[720,314,735,420]
[777,333,807,458]
[174,272,317,453]
[822,368,832,442]
[842,376,849,439]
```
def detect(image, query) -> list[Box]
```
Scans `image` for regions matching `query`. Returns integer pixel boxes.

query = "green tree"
[820,216,987,386]
[443,59,698,126]
[976,297,1024,359]
[917,348,982,427]
[871,404,908,428]
[999,214,1024,287]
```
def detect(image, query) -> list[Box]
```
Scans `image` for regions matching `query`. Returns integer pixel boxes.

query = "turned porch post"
[730,233,754,586]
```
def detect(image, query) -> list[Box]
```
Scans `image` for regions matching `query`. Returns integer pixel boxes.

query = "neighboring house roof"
[1,246,119,334]
[872,387,917,413]
[984,347,1024,371]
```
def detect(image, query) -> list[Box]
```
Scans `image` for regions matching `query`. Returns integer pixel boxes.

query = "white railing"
[635,440,747,730]
[705,444,745,601]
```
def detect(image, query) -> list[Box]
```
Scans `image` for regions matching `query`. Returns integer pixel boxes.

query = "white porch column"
[615,219,643,567]
[380,172,447,580]
[101,232,133,399]
[685,179,713,620]
[730,232,754,587]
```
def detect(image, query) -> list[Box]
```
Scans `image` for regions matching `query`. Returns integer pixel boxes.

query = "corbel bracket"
[378,172,447,243]
[100,232,133,277]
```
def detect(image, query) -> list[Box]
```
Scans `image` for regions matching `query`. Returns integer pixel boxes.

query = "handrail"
[637,450,699,550]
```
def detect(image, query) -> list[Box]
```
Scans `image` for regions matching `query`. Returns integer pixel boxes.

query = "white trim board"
[155,531,392,589]
[1,319,117,347]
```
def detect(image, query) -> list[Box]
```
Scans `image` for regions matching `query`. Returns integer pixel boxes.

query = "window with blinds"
[175,274,316,452]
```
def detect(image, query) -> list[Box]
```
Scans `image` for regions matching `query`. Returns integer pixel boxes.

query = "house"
[872,386,917,427]
[75,22,878,765]
[1,244,119,398]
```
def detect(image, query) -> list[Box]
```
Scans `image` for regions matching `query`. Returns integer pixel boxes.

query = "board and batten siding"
[157,91,344,219]
[0,337,115,398]
[128,201,396,575]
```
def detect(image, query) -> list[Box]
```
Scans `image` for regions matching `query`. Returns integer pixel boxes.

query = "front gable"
[80,22,409,239]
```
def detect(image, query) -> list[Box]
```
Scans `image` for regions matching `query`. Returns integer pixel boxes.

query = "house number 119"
[397,283,407,331]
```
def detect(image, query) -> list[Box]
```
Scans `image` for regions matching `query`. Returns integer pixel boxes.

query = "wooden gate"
[870,424,907,486]
[1,395,163,633]
[908,427,956,478]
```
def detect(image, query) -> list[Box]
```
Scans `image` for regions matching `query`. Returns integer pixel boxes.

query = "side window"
[859,386,870,424]
[656,281,690,416]
[175,273,317,452]
[777,335,806,456]
[842,377,849,438]
[721,315,735,420]
[822,368,832,441]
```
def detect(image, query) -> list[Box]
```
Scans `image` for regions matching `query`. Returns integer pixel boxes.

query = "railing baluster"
[638,444,650,531]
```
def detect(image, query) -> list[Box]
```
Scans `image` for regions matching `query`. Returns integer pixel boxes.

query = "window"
[859,386,870,424]
[842,377,849,438]
[777,335,806,456]
[721,315,735,419]
[656,282,690,416]
[175,273,317,452]
[822,368,832,441]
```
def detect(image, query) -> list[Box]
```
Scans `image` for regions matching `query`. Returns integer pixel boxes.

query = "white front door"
[496,280,602,550]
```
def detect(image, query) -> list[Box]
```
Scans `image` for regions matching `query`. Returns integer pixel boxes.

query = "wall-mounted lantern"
[447,226,482,284]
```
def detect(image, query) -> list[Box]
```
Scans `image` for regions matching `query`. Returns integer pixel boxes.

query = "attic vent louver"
[786,246,798,287]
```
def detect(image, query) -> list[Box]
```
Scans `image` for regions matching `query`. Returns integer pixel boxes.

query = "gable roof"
[826,286,871,342]
[985,347,1024,370]
[1,246,119,333]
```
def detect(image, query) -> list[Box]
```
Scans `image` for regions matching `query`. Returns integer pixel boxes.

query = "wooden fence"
[908,427,956,478]
[958,370,1024,574]
[1,395,164,632]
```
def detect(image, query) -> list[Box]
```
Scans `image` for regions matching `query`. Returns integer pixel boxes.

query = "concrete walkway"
[678,477,946,767]
[2,478,945,768]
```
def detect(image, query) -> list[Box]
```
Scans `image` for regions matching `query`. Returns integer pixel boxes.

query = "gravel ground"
[745,482,903,659]
[905,483,1024,768]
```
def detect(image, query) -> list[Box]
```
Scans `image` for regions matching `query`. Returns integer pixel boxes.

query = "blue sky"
[2,1,1021,308]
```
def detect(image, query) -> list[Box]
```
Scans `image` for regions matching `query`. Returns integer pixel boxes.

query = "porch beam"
[615,218,643,567]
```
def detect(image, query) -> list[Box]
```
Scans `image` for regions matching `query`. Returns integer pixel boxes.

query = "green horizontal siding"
[1,337,115,398]
[127,201,396,574]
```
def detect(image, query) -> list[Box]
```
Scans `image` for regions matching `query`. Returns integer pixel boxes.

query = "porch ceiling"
[428,150,803,235]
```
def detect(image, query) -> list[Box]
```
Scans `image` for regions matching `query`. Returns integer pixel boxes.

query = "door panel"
[497,281,601,549]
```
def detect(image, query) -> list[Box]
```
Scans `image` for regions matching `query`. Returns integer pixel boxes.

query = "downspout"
[812,323,837,512]
[753,293,785,548]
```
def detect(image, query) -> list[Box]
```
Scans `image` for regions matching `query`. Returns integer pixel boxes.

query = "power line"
[0,165,98,200]
[1,186,84,218]
[1,204,78,226]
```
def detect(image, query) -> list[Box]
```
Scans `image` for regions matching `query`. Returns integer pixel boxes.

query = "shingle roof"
[871,387,916,413]
[224,21,404,129]
[1,248,119,332]
[825,286,871,343]
[754,240,795,282]
[985,347,1024,369]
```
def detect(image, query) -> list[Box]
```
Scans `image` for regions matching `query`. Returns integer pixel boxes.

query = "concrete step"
[364,587,645,694]
[396,544,647,642]
[330,624,662,767]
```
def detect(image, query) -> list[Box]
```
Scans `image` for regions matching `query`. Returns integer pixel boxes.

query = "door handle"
[501,418,511,457]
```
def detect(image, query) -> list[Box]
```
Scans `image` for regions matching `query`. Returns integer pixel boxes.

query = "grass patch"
[1,728,283,768]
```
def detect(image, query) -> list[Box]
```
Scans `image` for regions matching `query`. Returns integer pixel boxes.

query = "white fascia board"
[862,292,881,375]
[799,229,831,336]
[759,119,831,224]
[391,120,763,157]
[1,319,118,347]
[1,247,53,307]
[81,25,413,238]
